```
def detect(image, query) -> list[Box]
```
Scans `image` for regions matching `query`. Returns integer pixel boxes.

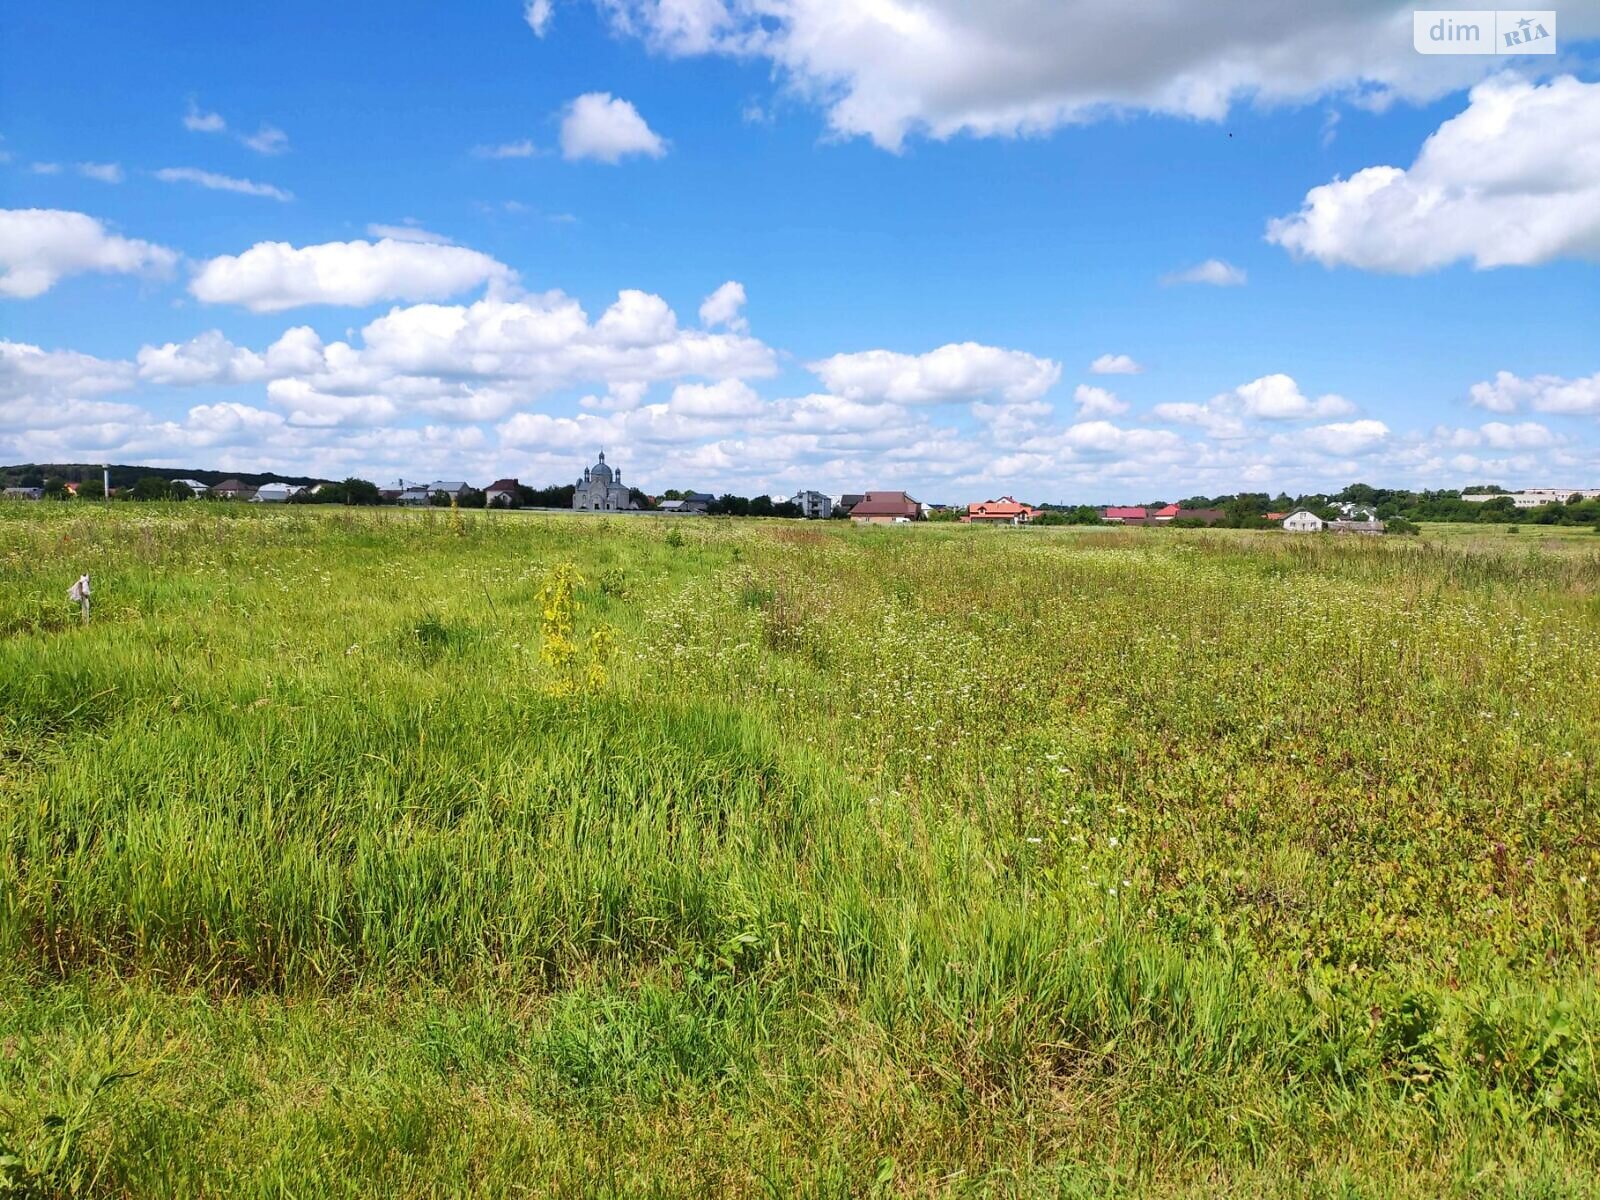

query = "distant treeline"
[1143,484,1600,528]
[0,463,324,490]
[5,467,1597,527]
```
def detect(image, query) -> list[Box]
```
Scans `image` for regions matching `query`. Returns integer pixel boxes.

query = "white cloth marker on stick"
[67,573,91,623]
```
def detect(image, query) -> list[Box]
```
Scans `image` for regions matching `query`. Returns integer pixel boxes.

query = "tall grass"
[1,505,1598,1196]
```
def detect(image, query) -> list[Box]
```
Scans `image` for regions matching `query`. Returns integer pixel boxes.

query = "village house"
[1175,508,1226,525]
[659,491,713,514]
[1150,503,1181,523]
[1282,510,1326,532]
[484,478,520,507]
[836,494,864,516]
[171,478,209,495]
[429,481,471,502]
[209,479,256,501]
[1101,506,1148,525]
[398,485,433,506]
[3,486,43,501]
[964,497,1039,525]
[849,491,920,524]
[1329,516,1387,535]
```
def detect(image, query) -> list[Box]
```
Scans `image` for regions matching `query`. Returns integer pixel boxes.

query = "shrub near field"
[1,505,1598,1197]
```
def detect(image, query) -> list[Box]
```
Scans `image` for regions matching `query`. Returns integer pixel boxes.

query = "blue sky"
[2,1,1598,501]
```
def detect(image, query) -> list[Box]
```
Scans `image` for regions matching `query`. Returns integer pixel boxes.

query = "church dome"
[590,451,613,482]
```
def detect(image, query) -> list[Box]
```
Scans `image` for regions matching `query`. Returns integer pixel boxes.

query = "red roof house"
[964,496,1039,524]
[1150,503,1181,522]
[1102,506,1148,524]
[849,491,920,523]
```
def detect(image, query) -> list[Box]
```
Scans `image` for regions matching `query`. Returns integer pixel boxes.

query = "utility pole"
[102,464,110,501]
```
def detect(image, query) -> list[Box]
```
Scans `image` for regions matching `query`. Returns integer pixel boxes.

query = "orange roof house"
[964,496,1039,524]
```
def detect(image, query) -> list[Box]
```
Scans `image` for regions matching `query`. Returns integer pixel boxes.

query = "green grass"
[2,505,1598,1196]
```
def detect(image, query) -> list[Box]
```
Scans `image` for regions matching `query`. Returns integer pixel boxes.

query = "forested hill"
[0,464,329,489]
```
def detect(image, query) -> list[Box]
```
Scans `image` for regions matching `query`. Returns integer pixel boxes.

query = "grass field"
[2,505,1598,1197]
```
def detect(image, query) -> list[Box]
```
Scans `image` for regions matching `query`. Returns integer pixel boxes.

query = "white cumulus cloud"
[1152,373,1353,436]
[589,0,1541,150]
[1468,369,1600,415]
[1073,383,1128,417]
[0,208,177,299]
[188,237,516,312]
[1268,75,1600,273]
[698,280,747,331]
[1299,419,1390,456]
[559,92,666,163]
[1089,353,1142,375]
[0,339,139,430]
[1233,373,1354,420]
[809,342,1060,405]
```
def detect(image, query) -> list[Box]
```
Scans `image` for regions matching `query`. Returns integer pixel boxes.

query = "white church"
[572,452,637,512]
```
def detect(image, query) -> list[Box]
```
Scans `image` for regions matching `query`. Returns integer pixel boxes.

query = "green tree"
[78,478,105,500]
[42,477,69,500]
[131,475,172,501]
[342,478,381,505]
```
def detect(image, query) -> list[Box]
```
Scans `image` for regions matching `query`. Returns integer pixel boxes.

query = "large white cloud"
[1436,421,1559,451]
[1298,419,1390,456]
[1152,373,1353,437]
[0,209,177,299]
[590,0,1548,150]
[1468,369,1600,416]
[1232,373,1354,420]
[0,339,139,430]
[135,327,328,386]
[809,342,1060,405]
[559,92,667,163]
[1269,75,1600,272]
[135,288,778,425]
[188,238,516,312]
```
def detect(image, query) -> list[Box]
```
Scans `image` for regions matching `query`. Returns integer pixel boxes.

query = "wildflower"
[1107,836,1119,848]
[1026,836,1041,844]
